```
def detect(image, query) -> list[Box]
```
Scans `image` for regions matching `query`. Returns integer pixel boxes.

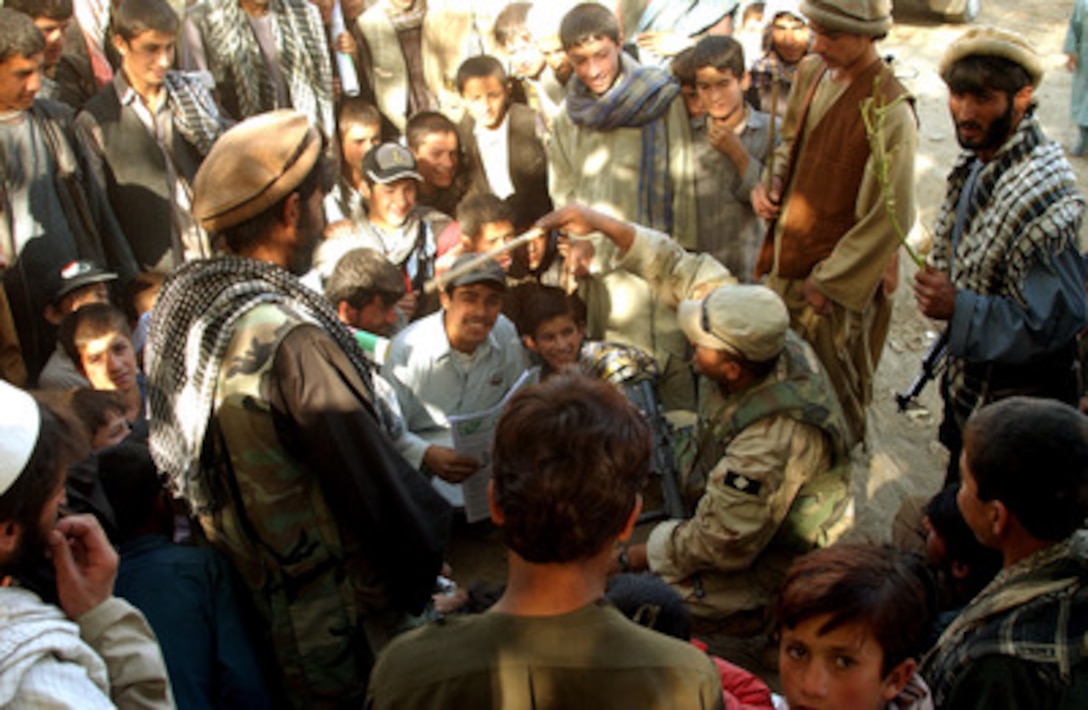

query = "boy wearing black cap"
[311,142,452,321]
[37,260,116,390]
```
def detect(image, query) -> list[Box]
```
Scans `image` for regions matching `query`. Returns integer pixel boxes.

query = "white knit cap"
[0,380,41,496]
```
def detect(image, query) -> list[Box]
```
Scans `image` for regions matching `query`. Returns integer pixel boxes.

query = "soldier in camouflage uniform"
[539,204,852,626]
[145,111,450,707]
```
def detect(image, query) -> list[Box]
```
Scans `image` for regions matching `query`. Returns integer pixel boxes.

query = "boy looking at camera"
[691,35,774,282]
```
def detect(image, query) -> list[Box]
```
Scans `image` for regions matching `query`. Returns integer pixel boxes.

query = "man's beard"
[288,200,325,276]
[955,100,1015,154]
[4,518,52,581]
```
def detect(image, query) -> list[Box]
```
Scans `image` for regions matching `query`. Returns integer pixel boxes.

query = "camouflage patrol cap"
[677,285,789,362]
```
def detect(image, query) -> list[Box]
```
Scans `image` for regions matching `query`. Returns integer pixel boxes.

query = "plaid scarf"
[163,72,222,156]
[565,53,679,231]
[929,113,1085,419]
[145,256,387,509]
[199,0,334,138]
[921,531,1088,706]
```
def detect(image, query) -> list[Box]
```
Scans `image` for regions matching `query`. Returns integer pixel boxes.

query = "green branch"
[861,74,924,268]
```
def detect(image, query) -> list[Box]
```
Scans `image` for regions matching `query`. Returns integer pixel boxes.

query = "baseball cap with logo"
[47,261,118,305]
[364,143,423,185]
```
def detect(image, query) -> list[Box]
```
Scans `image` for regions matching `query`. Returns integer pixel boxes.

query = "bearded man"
[912,28,1087,485]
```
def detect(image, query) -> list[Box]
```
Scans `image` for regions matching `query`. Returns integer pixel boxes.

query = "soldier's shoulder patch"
[724,470,762,496]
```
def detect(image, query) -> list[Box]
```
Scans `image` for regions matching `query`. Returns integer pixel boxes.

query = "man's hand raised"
[536,204,636,253]
[49,514,118,620]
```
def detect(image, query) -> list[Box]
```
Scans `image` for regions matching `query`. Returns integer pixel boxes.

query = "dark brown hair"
[491,376,650,563]
[777,544,936,675]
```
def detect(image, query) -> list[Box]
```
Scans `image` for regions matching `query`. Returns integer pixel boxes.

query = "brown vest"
[756,58,908,280]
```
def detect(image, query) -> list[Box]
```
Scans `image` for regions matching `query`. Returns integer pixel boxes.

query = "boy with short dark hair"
[76,0,223,273]
[406,110,467,218]
[455,193,519,273]
[670,46,703,120]
[456,54,552,232]
[367,376,724,708]
[327,97,382,225]
[37,260,117,390]
[690,34,775,281]
[58,302,142,425]
[548,2,697,411]
[777,544,936,709]
[517,284,657,385]
[3,0,72,100]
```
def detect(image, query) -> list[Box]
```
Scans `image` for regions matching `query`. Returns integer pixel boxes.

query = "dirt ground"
[447,0,1085,591]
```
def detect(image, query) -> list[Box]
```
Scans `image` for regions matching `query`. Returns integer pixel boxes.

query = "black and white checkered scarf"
[199,0,334,137]
[145,255,385,508]
[164,71,222,156]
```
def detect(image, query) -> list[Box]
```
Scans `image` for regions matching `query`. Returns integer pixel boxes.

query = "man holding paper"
[383,254,529,511]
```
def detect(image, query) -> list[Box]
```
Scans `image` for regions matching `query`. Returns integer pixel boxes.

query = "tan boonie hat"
[0,380,41,497]
[939,26,1043,89]
[192,110,322,233]
[800,0,892,37]
[677,285,790,362]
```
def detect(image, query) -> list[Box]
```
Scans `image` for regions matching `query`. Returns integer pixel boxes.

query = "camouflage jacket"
[647,331,851,619]
[207,302,446,705]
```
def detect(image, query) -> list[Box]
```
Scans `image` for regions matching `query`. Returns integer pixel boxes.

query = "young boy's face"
[504,30,545,80]
[412,131,459,189]
[79,331,139,395]
[340,121,381,174]
[695,65,748,123]
[32,15,70,69]
[524,313,583,372]
[679,84,703,119]
[779,614,912,710]
[462,75,510,130]
[568,36,622,96]
[0,52,43,112]
[92,410,131,450]
[772,13,811,65]
[466,220,516,270]
[115,29,175,97]
[368,178,417,230]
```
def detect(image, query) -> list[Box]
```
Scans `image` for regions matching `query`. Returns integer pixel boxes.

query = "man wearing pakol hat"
[751,0,916,446]
[539,204,851,626]
[383,253,528,505]
[308,141,452,321]
[0,380,172,706]
[144,110,451,705]
[912,27,1087,486]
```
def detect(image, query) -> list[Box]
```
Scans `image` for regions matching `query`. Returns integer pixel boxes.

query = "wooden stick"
[765,79,779,193]
[423,227,544,295]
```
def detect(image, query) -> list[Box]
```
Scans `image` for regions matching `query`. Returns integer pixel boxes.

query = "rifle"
[895,330,949,412]
[623,378,688,523]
